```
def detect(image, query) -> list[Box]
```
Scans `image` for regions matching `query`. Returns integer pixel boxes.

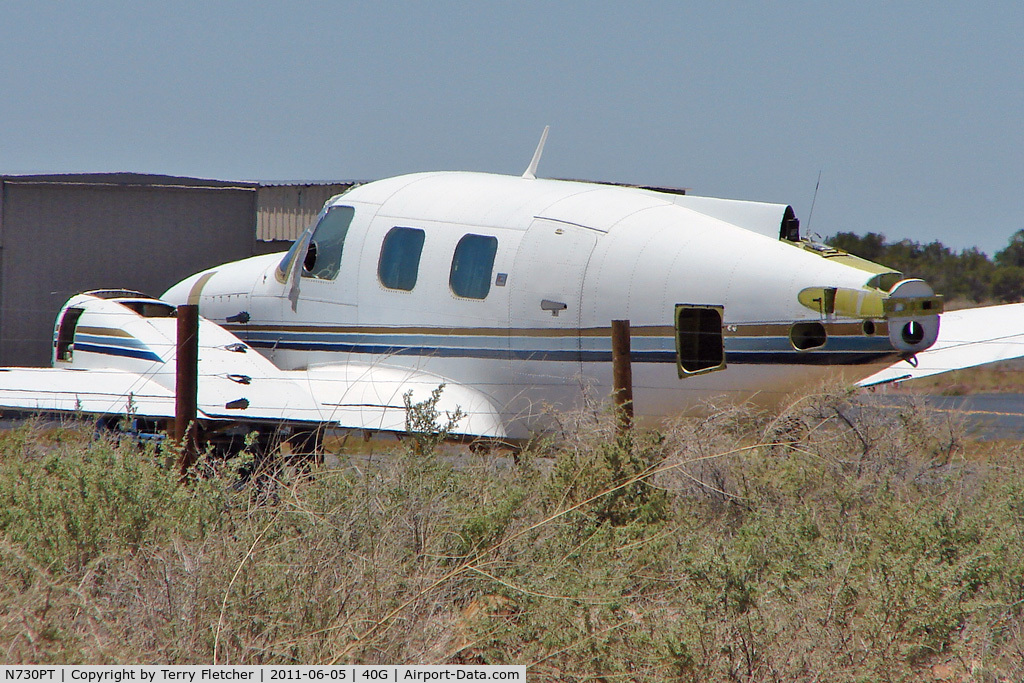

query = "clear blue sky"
[1,1,1020,254]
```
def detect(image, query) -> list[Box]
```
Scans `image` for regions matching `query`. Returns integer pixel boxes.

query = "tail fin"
[522,126,550,180]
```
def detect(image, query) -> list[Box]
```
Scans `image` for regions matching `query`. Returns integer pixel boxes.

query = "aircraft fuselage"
[163,171,942,437]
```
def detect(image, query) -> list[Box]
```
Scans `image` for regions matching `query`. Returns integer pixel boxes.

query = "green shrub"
[0,424,224,574]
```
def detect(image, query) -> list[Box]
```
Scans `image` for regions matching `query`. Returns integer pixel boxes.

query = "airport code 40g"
[0,668,525,683]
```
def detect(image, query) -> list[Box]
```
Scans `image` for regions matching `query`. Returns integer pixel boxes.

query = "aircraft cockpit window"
[275,233,307,284]
[450,234,498,299]
[378,227,425,291]
[301,205,355,280]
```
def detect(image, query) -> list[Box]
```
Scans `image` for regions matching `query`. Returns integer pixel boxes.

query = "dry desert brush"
[0,390,1022,680]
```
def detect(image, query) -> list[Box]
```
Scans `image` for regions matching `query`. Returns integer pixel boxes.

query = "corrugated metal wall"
[0,176,258,366]
[256,183,354,242]
[0,176,360,365]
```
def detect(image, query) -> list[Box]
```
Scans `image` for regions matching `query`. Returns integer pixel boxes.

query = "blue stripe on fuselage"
[238,333,895,366]
[74,343,163,363]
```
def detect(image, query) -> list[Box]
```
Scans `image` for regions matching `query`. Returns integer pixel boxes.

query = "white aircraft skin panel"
[335,172,444,207]
[65,296,332,423]
[667,195,791,240]
[299,363,505,437]
[510,220,596,390]
[535,186,672,233]
[579,207,839,333]
[296,277,358,308]
[366,173,583,232]
[178,238,518,433]
[0,368,176,417]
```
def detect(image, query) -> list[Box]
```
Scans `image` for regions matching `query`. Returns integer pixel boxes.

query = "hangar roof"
[0,172,257,188]
[0,173,358,243]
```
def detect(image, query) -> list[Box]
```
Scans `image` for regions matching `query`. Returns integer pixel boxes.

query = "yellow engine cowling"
[799,278,943,354]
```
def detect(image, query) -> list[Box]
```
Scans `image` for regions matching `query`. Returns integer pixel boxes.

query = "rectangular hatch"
[674,304,726,377]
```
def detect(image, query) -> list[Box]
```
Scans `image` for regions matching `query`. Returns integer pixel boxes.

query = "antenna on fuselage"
[806,169,823,235]
[522,126,550,180]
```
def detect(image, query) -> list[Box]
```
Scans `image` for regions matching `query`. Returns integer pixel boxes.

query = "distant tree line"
[826,230,1024,304]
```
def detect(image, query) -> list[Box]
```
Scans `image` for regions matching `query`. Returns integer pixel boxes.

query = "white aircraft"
[0,133,1017,444]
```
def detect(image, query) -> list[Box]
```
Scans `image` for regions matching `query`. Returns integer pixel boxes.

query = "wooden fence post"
[611,319,633,434]
[175,304,200,474]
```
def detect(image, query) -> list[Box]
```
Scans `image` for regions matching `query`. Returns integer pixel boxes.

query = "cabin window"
[450,234,498,299]
[674,304,725,377]
[378,227,425,291]
[301,205,355,280]
[55,307,84,362]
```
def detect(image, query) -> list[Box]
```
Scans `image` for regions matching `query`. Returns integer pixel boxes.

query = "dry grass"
[1,388,1023,681]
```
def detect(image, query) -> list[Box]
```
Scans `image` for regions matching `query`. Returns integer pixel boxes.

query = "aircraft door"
[510,220,599,392]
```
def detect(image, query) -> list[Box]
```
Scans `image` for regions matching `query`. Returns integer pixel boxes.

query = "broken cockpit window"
[276,230,308,284]
[302,205,355,280]
[272,205,358,282]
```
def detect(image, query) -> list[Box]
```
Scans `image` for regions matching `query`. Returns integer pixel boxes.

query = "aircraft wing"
[0,292,507,438]
[0,366,327,425]
[297,363,507,437]
[0,363,507,437]
[0,367,176,417]
[857,302,1024,387]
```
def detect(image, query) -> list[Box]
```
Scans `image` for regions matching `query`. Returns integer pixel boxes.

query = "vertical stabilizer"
[522,126,550,180]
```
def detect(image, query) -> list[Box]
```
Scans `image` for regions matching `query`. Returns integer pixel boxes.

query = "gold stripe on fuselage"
[76,326,134,338]
[229,321,887,339]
